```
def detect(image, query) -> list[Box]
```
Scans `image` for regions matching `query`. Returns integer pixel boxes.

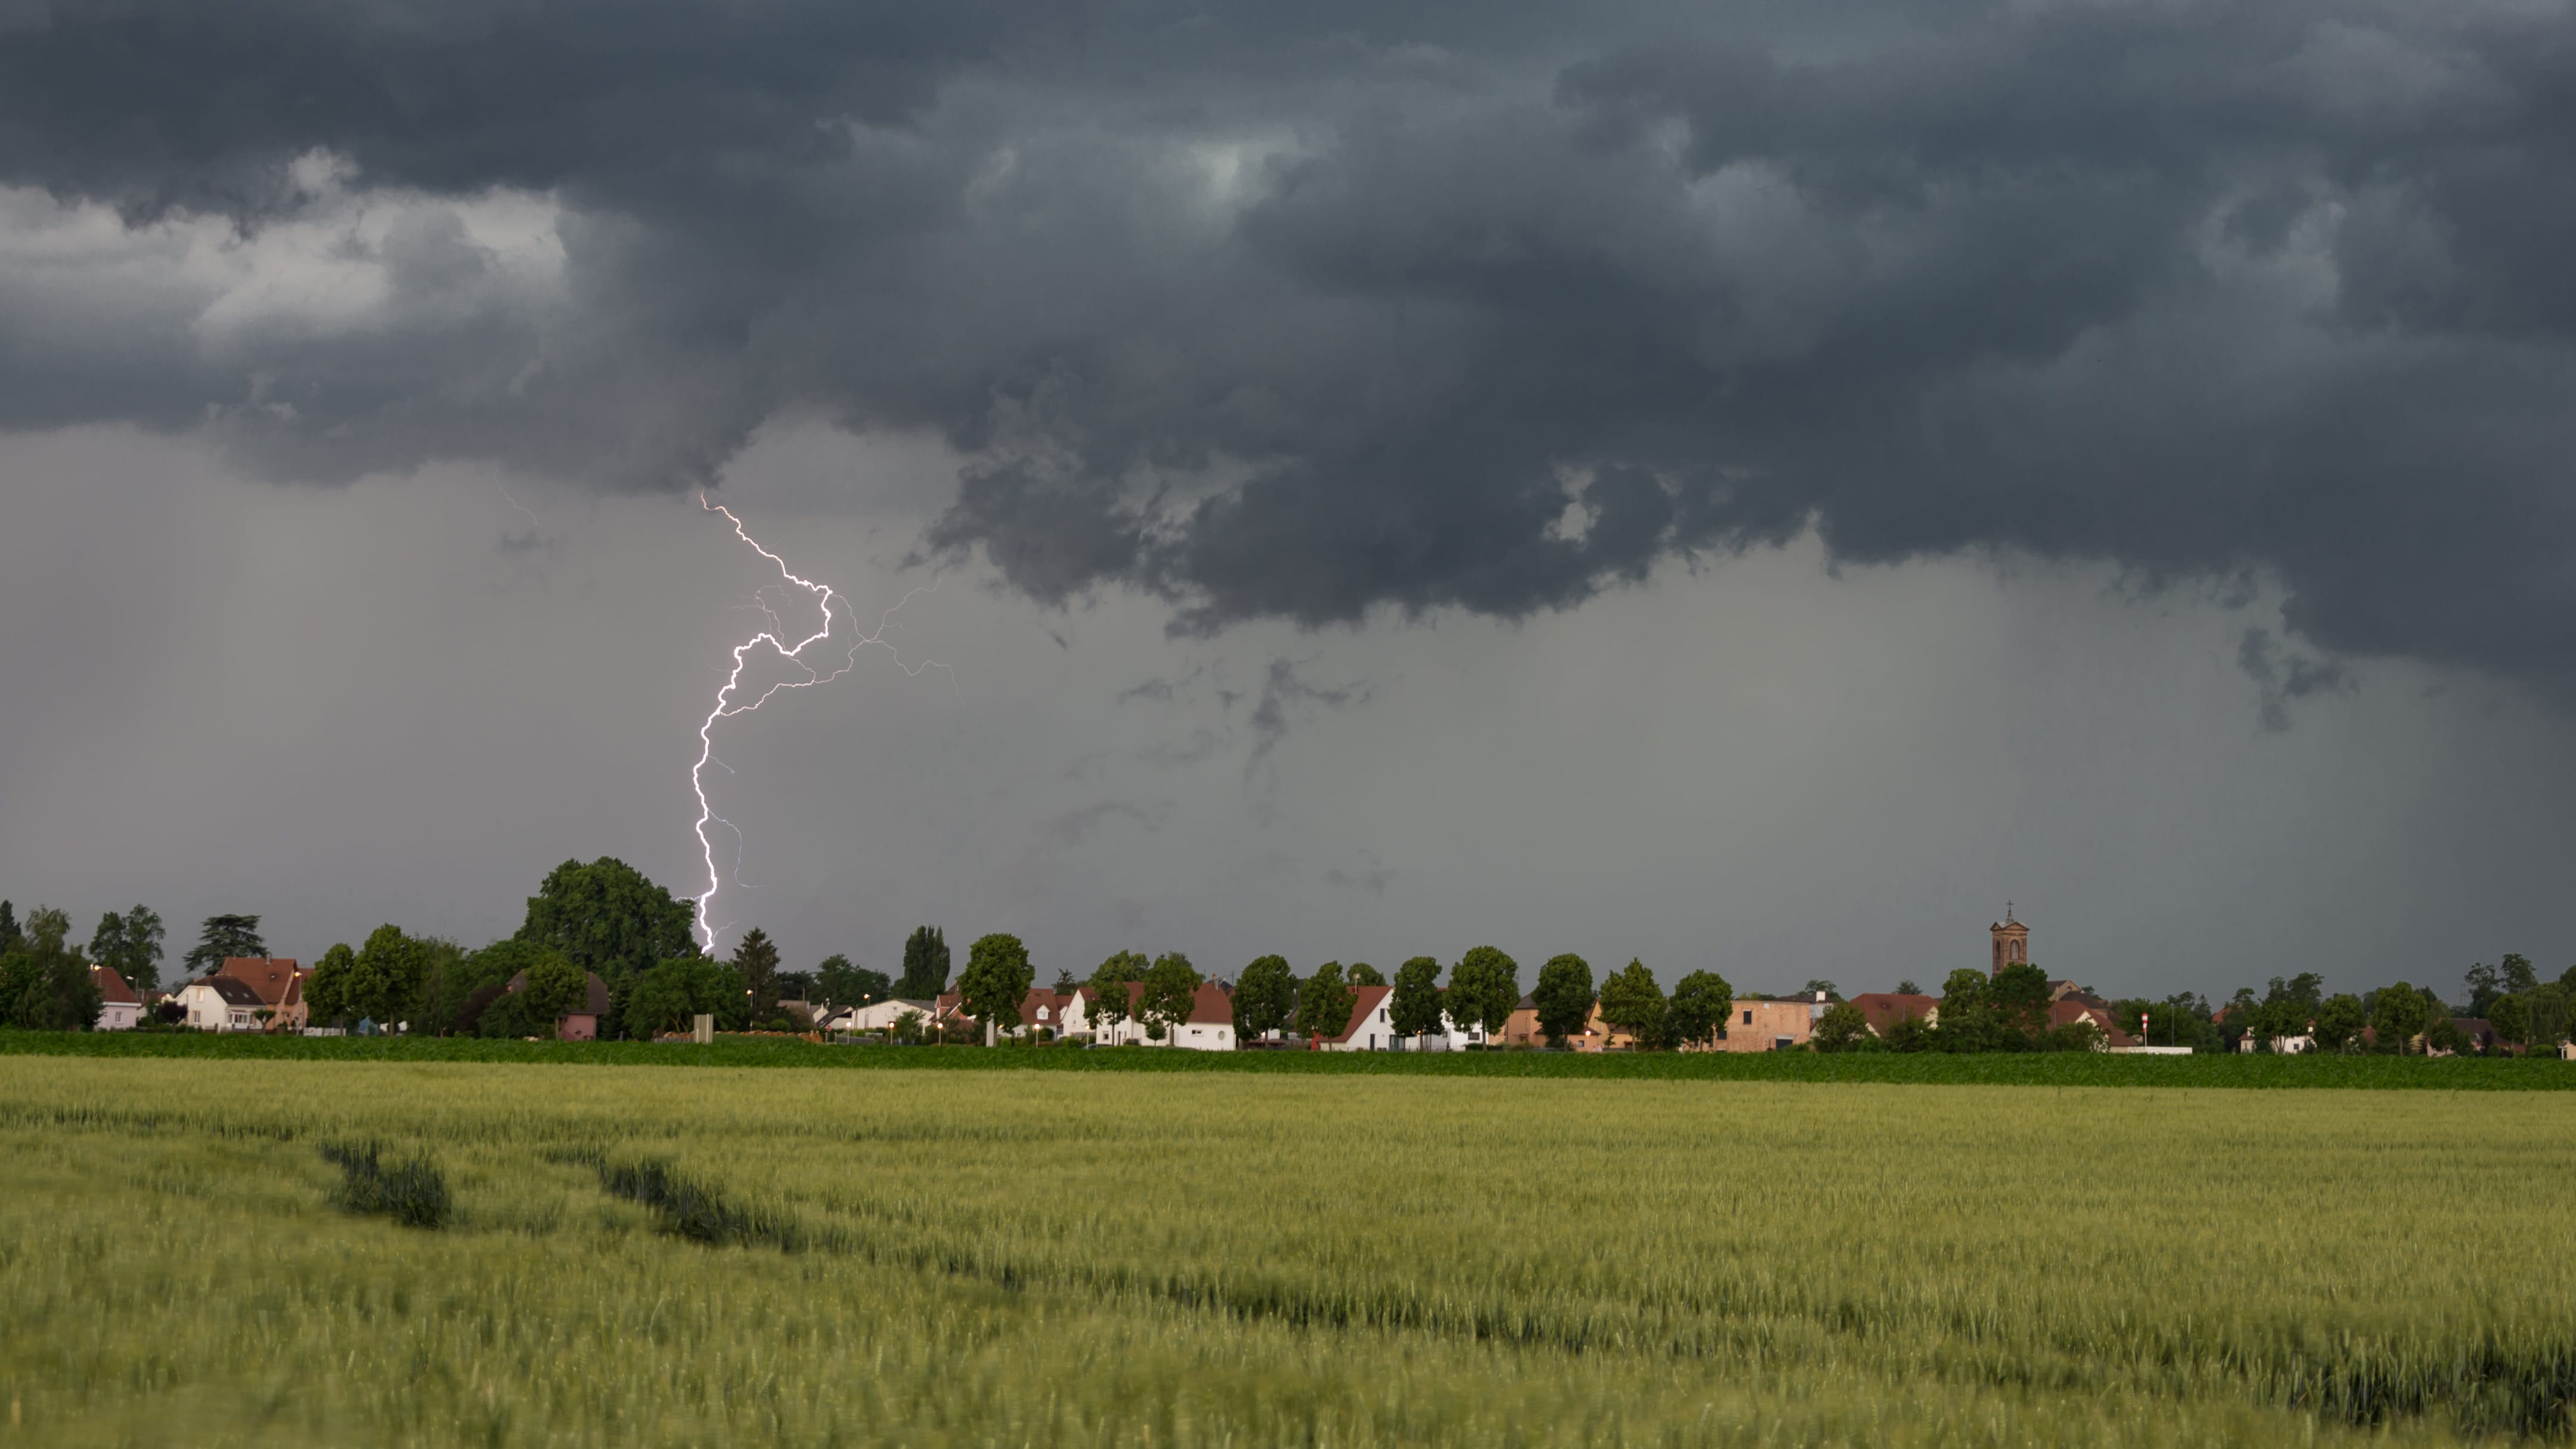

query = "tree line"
[5,869,2571,1054]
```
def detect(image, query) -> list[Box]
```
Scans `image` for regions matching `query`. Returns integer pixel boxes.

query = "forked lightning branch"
[688,493,949,951]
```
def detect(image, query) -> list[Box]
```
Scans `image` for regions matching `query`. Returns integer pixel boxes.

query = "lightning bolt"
[689,491,952,951]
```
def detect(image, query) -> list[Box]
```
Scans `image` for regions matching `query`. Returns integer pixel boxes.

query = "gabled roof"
[1320,985,1394,1044]
[192,976,265,1007]
[1187,981,1233,1026]
[2048,998,2137,1047]
[90,965,140,1005]
[1017,989,1066,1027]
[218,957,303,1007]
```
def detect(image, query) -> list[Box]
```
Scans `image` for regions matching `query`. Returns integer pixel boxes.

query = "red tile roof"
[1018,988,1068,1028]
[90,965,140,1005]
[217,957,303,1007]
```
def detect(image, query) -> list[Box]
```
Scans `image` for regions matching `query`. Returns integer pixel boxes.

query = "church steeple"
[1990,906,2029,975]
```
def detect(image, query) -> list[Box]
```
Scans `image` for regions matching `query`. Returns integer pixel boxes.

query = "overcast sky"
[4,0,2574,1001]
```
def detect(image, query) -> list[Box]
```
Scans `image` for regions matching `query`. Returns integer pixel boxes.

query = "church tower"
[1990,907,2028,975]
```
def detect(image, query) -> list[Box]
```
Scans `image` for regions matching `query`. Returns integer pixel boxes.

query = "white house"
[824,998,935,1033]
[1068,981,1236,1048]
[91,966,141,1030]
[1319,985,1398,1051]
[175,976,265,1032]
[1172,982,1236,1051]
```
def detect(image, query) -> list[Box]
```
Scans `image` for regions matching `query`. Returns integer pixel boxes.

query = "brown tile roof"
[217,957,303,1007]
[1018,989,1067,1028]
[1188,981,1233,1026]
[1321,984,1394,1044]
[1849,992,1936,1034]
[90,965,140,1005]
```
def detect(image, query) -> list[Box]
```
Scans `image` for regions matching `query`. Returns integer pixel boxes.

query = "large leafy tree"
[1989,963,2053,1041]
[731,927,782,1021]
[898,926,952,1000]
[957,933,1034,1044]
[181,914,266,979]
[314,926,439,1028]
[1532,954,1595,1047]
[1597,959,1666,1047]
[0,901,18,951]
[621,956,742,1038]
[1446,946,1520,1044]
[1811,1000,1873,1052]
[1296,961,1356,1042]
[87,906,166,993]
[814,954,892,1007]
[2371,980,2433,1053]
[1387,956,1446,1045]
[2314,994,2368,1053]
[1137,952,1202,1042]
[1664,970,1735,1049]
[2490,992,2531,1051]
[1233,954,1297,1040]
[419,939,551,1035]
[1,907,102,1031]
[1087,950,1148,1038]
[519,952,591,1036]
[516,858,694,981]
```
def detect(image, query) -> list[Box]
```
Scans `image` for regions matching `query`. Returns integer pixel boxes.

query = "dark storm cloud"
[6,1,2576,693]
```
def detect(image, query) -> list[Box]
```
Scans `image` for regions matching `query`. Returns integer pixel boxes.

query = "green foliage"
[1532,954,1594,1046]
[1664,970,1733,1050]
[1882,1015,1933,1053]
[0,900,16,950]
[1233,954,1297,1040]
[305,943,358,1026]
[2373,980,2433,1052]
[418,939,547,1037]
[1087,951,1148,1036]
[2523,983,2569,1047]
[898,926,952,1000]
[814,954,891,1006]
[731,927,782,1019]
[1811,1000,1873,1053]
[1347,962,1385,988]
[957,933,1034,1042]
[621,956,739,1039]
[1387,957,1446,1043]
[1137,952,1202,1042]
[518,952,589,1035]
[180,913,265,979]
[314,925,439,1029]
[1596,959,1664,1046]
[1,906,101,1031]
[88,905,165,994]
[2489,993,2530,1050]
[1444,946,1520,1040]
[514,858,695,984]
[1296,962,1356,1041]
[2315,994,2368,1053]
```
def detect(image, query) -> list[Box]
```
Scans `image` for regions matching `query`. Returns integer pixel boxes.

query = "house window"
[1743,1010,1754,1025]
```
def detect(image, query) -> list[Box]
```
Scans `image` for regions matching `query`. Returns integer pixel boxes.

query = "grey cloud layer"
[6,0,2575,690]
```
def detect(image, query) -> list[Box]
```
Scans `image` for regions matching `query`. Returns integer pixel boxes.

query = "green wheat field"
[4,1055,2572,1447]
